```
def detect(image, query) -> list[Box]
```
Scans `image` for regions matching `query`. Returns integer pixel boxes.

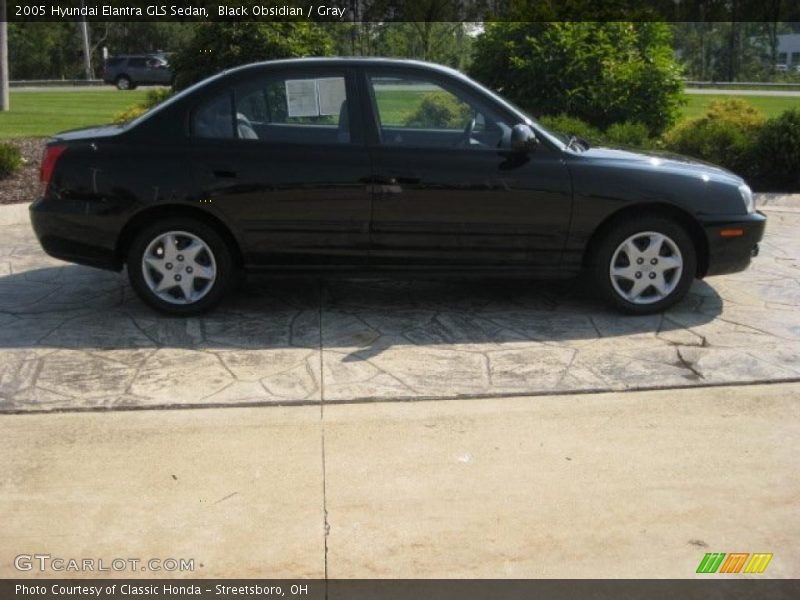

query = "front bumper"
[702,210,766,277]
[30,198,123,271]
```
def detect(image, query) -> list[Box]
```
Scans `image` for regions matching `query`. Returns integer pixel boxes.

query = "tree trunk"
[0,0,9,112]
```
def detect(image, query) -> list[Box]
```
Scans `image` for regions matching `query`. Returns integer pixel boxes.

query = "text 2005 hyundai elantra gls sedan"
[30,58,766,316]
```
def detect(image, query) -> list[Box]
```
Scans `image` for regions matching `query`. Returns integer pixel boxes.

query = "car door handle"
[213,169,237,179]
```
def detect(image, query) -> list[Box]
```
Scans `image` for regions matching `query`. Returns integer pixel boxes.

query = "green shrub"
[539,114,603,143]
[754,108,800,188]
[471,22,684,135]
[604,121,652,148]
[113,87,173,124]
[704,98,765,129]
[664,99,765,177]
[403,92,472,129]
[0,143,23,179]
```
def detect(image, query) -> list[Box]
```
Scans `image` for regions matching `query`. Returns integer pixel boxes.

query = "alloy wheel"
[141,231,217,305]
[609,231,683,305]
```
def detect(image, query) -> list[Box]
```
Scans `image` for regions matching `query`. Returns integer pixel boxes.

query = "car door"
[362,68,573,271]
[189,66,372,266]
[126,57,148,84]
[145,56,172,85]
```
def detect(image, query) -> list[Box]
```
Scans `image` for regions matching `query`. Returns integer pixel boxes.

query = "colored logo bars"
[696,553,773,574]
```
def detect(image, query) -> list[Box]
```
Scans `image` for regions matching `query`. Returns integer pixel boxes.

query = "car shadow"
[0,265,723,361]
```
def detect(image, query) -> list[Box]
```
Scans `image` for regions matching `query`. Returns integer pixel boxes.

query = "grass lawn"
[0,90,148,139]
[681,94,800,120]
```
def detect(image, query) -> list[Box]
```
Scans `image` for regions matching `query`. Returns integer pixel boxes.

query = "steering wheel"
[457,117,476,148]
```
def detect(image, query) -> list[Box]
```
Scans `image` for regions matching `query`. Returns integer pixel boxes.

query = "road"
[686,87,800,97]
[9,85,800,97]
[1,382,798,578]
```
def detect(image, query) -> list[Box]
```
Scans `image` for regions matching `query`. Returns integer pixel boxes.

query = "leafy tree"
[8,23,81,80]
[171,22,333,90]
[470,22,684,135]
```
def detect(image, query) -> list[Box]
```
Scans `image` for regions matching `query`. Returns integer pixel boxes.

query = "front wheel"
[591,216,697,314]
[127,218,235,316]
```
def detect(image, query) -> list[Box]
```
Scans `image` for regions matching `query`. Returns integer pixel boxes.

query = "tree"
[470,22,684,135]
[171,22,333,90]
[1,0,9,111]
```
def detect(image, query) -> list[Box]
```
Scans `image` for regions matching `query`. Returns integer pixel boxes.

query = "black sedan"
[30,58,766,316]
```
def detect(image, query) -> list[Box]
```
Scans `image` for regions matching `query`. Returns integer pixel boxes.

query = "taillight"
[40,144,66,196]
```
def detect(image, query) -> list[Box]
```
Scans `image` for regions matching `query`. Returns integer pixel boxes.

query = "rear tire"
[127,218,234,316]
[591,215,697,315]
[116,76,134,90]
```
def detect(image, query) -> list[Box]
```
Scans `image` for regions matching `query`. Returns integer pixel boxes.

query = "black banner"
[4,0,800,23]
[2,579,800,600]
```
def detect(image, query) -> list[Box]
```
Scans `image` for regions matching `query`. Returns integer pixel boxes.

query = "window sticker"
[285,79,319,117]
[317,78,347,117]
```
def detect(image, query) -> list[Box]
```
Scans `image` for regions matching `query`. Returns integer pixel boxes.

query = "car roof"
[222,57,468,79]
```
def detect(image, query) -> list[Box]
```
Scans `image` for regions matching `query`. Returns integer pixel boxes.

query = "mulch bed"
[0,138,44,205]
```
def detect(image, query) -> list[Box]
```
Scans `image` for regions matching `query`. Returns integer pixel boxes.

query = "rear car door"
[126,57,148,84]
[362,67,573,271]
[189,66,372,266]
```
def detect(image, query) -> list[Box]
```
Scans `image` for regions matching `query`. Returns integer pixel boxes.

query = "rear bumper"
[30,198,122,271]
[702,211,766,277]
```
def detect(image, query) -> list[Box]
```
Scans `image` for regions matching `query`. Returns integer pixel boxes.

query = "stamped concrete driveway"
[1,197,800,412]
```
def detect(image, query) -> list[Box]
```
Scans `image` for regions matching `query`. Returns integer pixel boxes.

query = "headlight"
[739,184,755,214]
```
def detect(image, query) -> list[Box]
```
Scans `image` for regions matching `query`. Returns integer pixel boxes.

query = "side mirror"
[511,124,539,153]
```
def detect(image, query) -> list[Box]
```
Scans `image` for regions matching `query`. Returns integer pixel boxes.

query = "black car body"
[102,54,173,90]
[31,58,766,315]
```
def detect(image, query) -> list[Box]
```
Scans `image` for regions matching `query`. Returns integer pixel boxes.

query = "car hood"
[575,145,744,185]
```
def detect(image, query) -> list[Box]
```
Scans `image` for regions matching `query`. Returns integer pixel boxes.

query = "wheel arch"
[582,202,709,277]
[115,204,245,268]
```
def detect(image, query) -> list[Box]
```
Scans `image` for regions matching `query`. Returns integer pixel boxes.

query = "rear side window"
[193,72,351,144]
[128,58,147,68]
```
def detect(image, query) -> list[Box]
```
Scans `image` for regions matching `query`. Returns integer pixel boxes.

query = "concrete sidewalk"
[2,382,798,579]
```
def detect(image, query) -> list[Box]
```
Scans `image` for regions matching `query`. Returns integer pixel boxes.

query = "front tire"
[591,216,697,315]
[127,218,234,316]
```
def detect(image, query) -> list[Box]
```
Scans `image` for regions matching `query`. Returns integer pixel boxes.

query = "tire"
[127,218,235,316]
[591,215,697,315]
[116,76,134,90]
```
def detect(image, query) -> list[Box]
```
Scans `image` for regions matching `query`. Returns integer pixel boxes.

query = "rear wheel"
[116,75,134,90]
[127,218,234,316]
[591,216,697,314]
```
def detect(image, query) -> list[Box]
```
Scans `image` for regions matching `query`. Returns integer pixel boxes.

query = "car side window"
[128,57,147,69]
[194,93,235,140]
[368,74,508,149]
[193,74,350,143]
[211,73,351,144]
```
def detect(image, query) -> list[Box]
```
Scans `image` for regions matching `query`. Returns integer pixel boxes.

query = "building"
[776,33,800,66]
